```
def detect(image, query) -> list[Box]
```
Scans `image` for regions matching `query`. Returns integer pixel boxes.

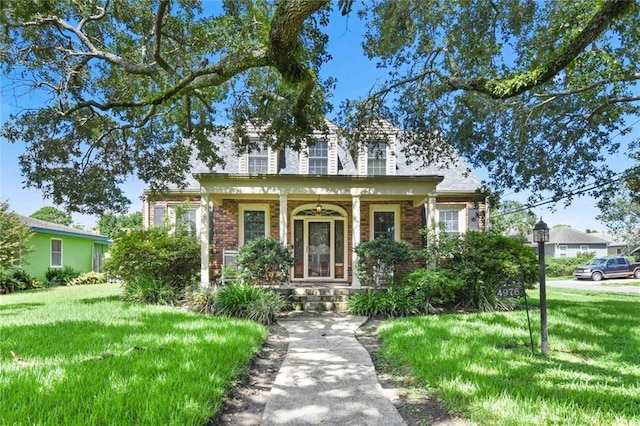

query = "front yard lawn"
[377,287,640,425]
[0,284,266,425]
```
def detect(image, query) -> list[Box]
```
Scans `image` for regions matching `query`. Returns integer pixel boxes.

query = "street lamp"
[533,218,549,356]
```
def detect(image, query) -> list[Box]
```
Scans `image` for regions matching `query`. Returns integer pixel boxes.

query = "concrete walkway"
[261,313,406,426]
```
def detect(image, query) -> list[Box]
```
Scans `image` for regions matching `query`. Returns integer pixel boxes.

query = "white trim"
[369,204,401,241]
[50,238,63,267]
[239,203,270,246]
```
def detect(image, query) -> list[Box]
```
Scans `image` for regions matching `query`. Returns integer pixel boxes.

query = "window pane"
[51,239,62,267]
[373,211,395,239]
[367,142,386,176]
[153,207,165,226]
[308,141,328,175]
[248,147,269,174]
[439,210,459,235]
[244,210,266,244]
[179,209,197,236]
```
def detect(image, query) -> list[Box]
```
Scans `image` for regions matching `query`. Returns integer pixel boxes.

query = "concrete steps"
[275,287,363,312]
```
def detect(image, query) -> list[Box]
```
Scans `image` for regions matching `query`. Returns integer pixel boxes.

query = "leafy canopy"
[29,206,73,226]
[0,202,34,270]
[2,0,639,213]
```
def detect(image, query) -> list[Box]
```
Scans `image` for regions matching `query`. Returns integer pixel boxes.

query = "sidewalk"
[260,313,406,425]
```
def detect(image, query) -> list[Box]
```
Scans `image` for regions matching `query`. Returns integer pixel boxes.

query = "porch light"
[316,196,323,214]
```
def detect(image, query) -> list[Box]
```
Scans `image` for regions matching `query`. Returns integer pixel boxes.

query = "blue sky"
[0,3,636,233]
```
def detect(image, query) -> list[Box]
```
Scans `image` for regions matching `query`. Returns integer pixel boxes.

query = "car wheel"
[634,269,640,279]
[591,271,603,281]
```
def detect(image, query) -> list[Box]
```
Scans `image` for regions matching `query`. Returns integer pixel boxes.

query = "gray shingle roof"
[527,226,610,245]
[18,214,110,242]
[167,132,482,194]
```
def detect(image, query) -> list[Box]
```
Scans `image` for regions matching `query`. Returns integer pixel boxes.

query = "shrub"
[442,232,538,311]
[214,283,290,324]
[68,272,107,286]
[45,266,80,286]
[348,290,388,317]
[402,268,465,312]
[184,286,218,314]
[9,269,43,290]
[354,238,415,288]
[546,252,595,277]
[121,275,181,305]
[104,227,200,295]
[236,237,293,287]
[348,287,417,318]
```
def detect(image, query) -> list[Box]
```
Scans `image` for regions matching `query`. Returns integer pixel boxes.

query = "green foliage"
[489,200,536,238]
[419,224,464,268]
[597,192,640,251]
[97,211,142,238]
[68,271,107,286]
[441,232,538,311]
[354,238,414,287]
[29,206,73,226]
[214,283,289,325]
[236,237,294,287]
[545,252,596,277]
[402,268,465,311]
[352,0,639,207]
[347,287,417,318]
[45,266,80,286]
[0,268,43,293]
[121,275,181,305]
[184,286,218,314]
[0,201,34,270]
[104,227,200,291]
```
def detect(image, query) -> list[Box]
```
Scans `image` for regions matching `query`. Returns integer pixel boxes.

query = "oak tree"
[1,0,638,213]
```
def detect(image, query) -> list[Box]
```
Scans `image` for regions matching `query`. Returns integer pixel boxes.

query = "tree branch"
[447,0,635,99]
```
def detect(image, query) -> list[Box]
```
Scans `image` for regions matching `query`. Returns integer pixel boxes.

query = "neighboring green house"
[18,215,110,281]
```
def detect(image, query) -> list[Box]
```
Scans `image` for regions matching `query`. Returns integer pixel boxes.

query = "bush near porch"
[349,232,538,316]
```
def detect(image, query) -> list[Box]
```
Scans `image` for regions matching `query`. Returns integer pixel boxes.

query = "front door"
[308,221,331,278]
[292,205,347,281]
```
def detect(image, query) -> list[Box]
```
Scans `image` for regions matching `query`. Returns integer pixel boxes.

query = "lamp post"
[533,218,550,356]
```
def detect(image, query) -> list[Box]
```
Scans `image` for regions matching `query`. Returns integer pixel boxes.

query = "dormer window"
[367,141,387,176]
[248,147,269,174]
[308,140,328,175]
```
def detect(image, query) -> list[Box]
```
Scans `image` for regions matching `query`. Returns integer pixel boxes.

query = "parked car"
[573,257,640,281]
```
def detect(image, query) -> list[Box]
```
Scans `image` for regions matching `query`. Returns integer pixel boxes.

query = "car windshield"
[588,258,607,266]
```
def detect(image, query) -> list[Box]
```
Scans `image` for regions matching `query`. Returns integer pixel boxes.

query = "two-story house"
[142,121,487,288]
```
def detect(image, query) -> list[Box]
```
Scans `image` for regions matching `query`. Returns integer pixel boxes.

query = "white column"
[351,195,361,289]
[200,192,210,287]
[279,193,288,246]
[426,195,437,229]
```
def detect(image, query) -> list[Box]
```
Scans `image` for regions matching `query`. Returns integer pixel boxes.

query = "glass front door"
[308,221,331,278]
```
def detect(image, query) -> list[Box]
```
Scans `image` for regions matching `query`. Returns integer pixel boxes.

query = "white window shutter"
[268,148,277,174]
[328,141,338,175]
[358,146,367,175]
[386,139,396,176]
[299,149,309,174]
[238,153,248,174]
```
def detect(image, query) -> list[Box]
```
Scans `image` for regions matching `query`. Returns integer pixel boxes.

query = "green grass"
[0,284,267,425]
[377,288,640,425]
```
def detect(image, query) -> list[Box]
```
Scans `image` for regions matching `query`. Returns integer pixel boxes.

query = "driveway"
[546,278,640,295]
